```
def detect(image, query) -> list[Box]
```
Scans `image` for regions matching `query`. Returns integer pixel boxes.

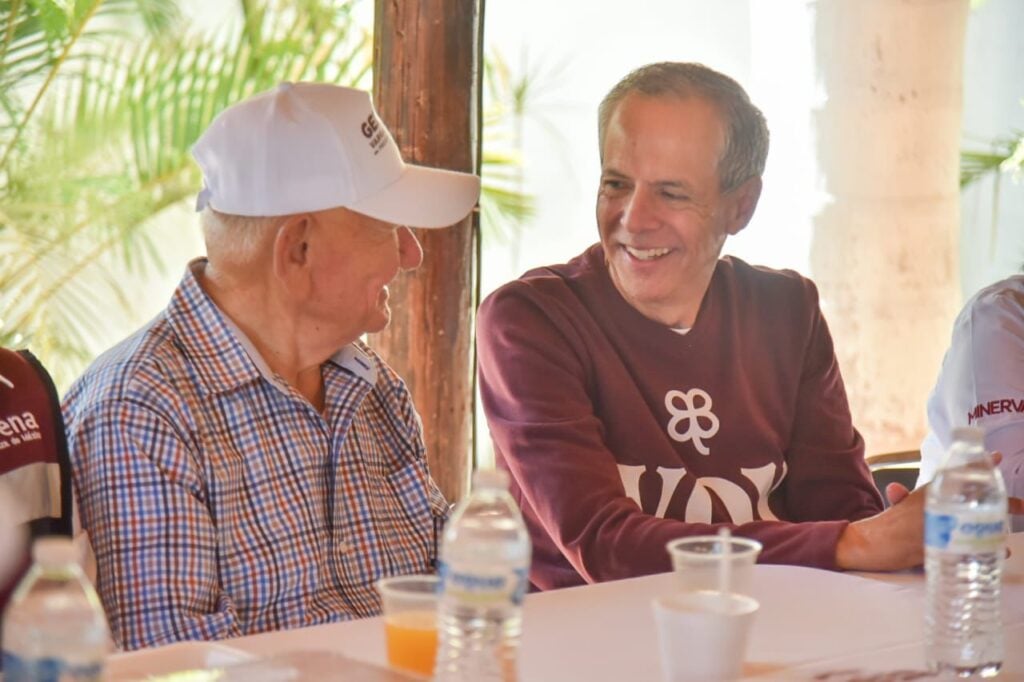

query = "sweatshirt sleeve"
[477,281,864,586]
[773,280,884,523]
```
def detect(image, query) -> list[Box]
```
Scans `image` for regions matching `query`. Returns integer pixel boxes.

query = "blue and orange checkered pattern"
[63,261,449,651]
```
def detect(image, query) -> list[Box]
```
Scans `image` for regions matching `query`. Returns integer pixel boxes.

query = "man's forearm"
[834,485,926,572]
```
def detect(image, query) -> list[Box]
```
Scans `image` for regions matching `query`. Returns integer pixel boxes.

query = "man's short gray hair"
[597,62,769,192]
[200,209,282,263]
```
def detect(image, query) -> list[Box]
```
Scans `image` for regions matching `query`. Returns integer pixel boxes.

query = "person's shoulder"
[973,272,1024,297]
[63,313,191,419]
[930,275,1024,458]
[481,245,602,316]
[951,274,1024,355]
[964,274,1024,325]
[719,256,819,305]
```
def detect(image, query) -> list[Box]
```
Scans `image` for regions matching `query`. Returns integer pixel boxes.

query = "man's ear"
[725,176,763,236]
[272,213,313,297]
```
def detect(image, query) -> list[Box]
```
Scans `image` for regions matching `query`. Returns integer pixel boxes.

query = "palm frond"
[961,132,1023,188]
[1002,136,1024,177]
[477,47,556,244]
[0,0,184,171]
[102,0,181,35]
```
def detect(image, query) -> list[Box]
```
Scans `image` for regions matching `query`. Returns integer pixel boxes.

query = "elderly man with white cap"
[62,82,481,651]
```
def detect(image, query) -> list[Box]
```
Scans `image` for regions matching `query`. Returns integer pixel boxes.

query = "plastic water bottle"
[924,426,1007,678]
[435,468,531,682]
[1,537,108,681]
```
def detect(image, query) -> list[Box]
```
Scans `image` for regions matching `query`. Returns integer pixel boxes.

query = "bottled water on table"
[2,537,108,681]
[435,468,531,682]
[924,426,1007,678]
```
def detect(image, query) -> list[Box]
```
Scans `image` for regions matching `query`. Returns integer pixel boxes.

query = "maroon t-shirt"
[477,246,883,590]
[0,349,71,613]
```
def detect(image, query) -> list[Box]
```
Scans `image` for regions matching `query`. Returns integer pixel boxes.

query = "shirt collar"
[332,344,377,384]
[166,258,377,395]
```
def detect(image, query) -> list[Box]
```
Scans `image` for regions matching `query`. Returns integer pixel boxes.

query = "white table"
[106,533,1024,681]
[209,533,1024,681]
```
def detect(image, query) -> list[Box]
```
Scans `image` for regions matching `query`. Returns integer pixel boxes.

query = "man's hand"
[835,485,928,571]
[836,452,1024,572]
[885,482,911,506]
[991,452,1024,516]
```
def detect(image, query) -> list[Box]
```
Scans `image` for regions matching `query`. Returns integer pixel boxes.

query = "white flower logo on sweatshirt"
[664,388,719,454]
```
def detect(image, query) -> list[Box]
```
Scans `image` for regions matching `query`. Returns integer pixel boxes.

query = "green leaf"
[960,132,1022,188]
[1001,137,1024,177]
[25,0,69,40]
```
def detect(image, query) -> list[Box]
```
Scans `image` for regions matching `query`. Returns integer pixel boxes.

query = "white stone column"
[809,0,968,455]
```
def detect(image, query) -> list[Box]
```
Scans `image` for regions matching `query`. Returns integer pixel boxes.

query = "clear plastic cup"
[375,574,440,677]
[665,535,762,596]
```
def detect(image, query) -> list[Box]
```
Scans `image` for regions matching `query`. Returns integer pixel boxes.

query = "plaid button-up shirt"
[63,260,448,651]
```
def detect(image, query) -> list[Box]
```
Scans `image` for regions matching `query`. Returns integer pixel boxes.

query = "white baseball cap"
[191,82,481,228]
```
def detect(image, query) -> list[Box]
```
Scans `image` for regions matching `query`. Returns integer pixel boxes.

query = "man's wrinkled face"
[307,207,423,337]
[596,94,740,326]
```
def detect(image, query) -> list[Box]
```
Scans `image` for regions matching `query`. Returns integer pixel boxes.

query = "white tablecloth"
[108,532,1024,681]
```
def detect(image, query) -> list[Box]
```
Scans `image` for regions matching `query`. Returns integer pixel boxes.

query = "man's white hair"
[200,209,282,264]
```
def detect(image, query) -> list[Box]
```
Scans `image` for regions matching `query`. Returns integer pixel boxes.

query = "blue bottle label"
[2,651,102,682]
[925,510,1006,554]
[439,561,529,607]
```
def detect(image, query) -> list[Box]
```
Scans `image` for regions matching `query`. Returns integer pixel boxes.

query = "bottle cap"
[32,536,76,568]
[472,467,510,491]
[951,426,984,446]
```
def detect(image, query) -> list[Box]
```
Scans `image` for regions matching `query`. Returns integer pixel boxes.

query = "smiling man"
[476,62,943,590]
[62,82,480,650]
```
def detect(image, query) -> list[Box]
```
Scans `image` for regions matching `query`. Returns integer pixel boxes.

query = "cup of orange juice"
[375,574,440,677]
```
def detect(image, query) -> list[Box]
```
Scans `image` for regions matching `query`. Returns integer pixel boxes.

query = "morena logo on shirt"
[0,410,42,451]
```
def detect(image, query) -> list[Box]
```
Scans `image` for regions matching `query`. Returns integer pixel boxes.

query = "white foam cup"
[652,590,759,682]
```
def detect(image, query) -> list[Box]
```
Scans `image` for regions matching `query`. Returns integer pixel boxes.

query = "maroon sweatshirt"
[477,245,883,590]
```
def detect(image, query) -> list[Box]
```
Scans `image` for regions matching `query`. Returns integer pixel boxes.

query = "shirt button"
[338,542,350,554]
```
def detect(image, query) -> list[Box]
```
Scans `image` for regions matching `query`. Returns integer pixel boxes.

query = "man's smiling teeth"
[624,246,671,260]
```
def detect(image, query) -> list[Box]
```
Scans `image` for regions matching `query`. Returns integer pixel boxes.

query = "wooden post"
[371,0,481,503]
